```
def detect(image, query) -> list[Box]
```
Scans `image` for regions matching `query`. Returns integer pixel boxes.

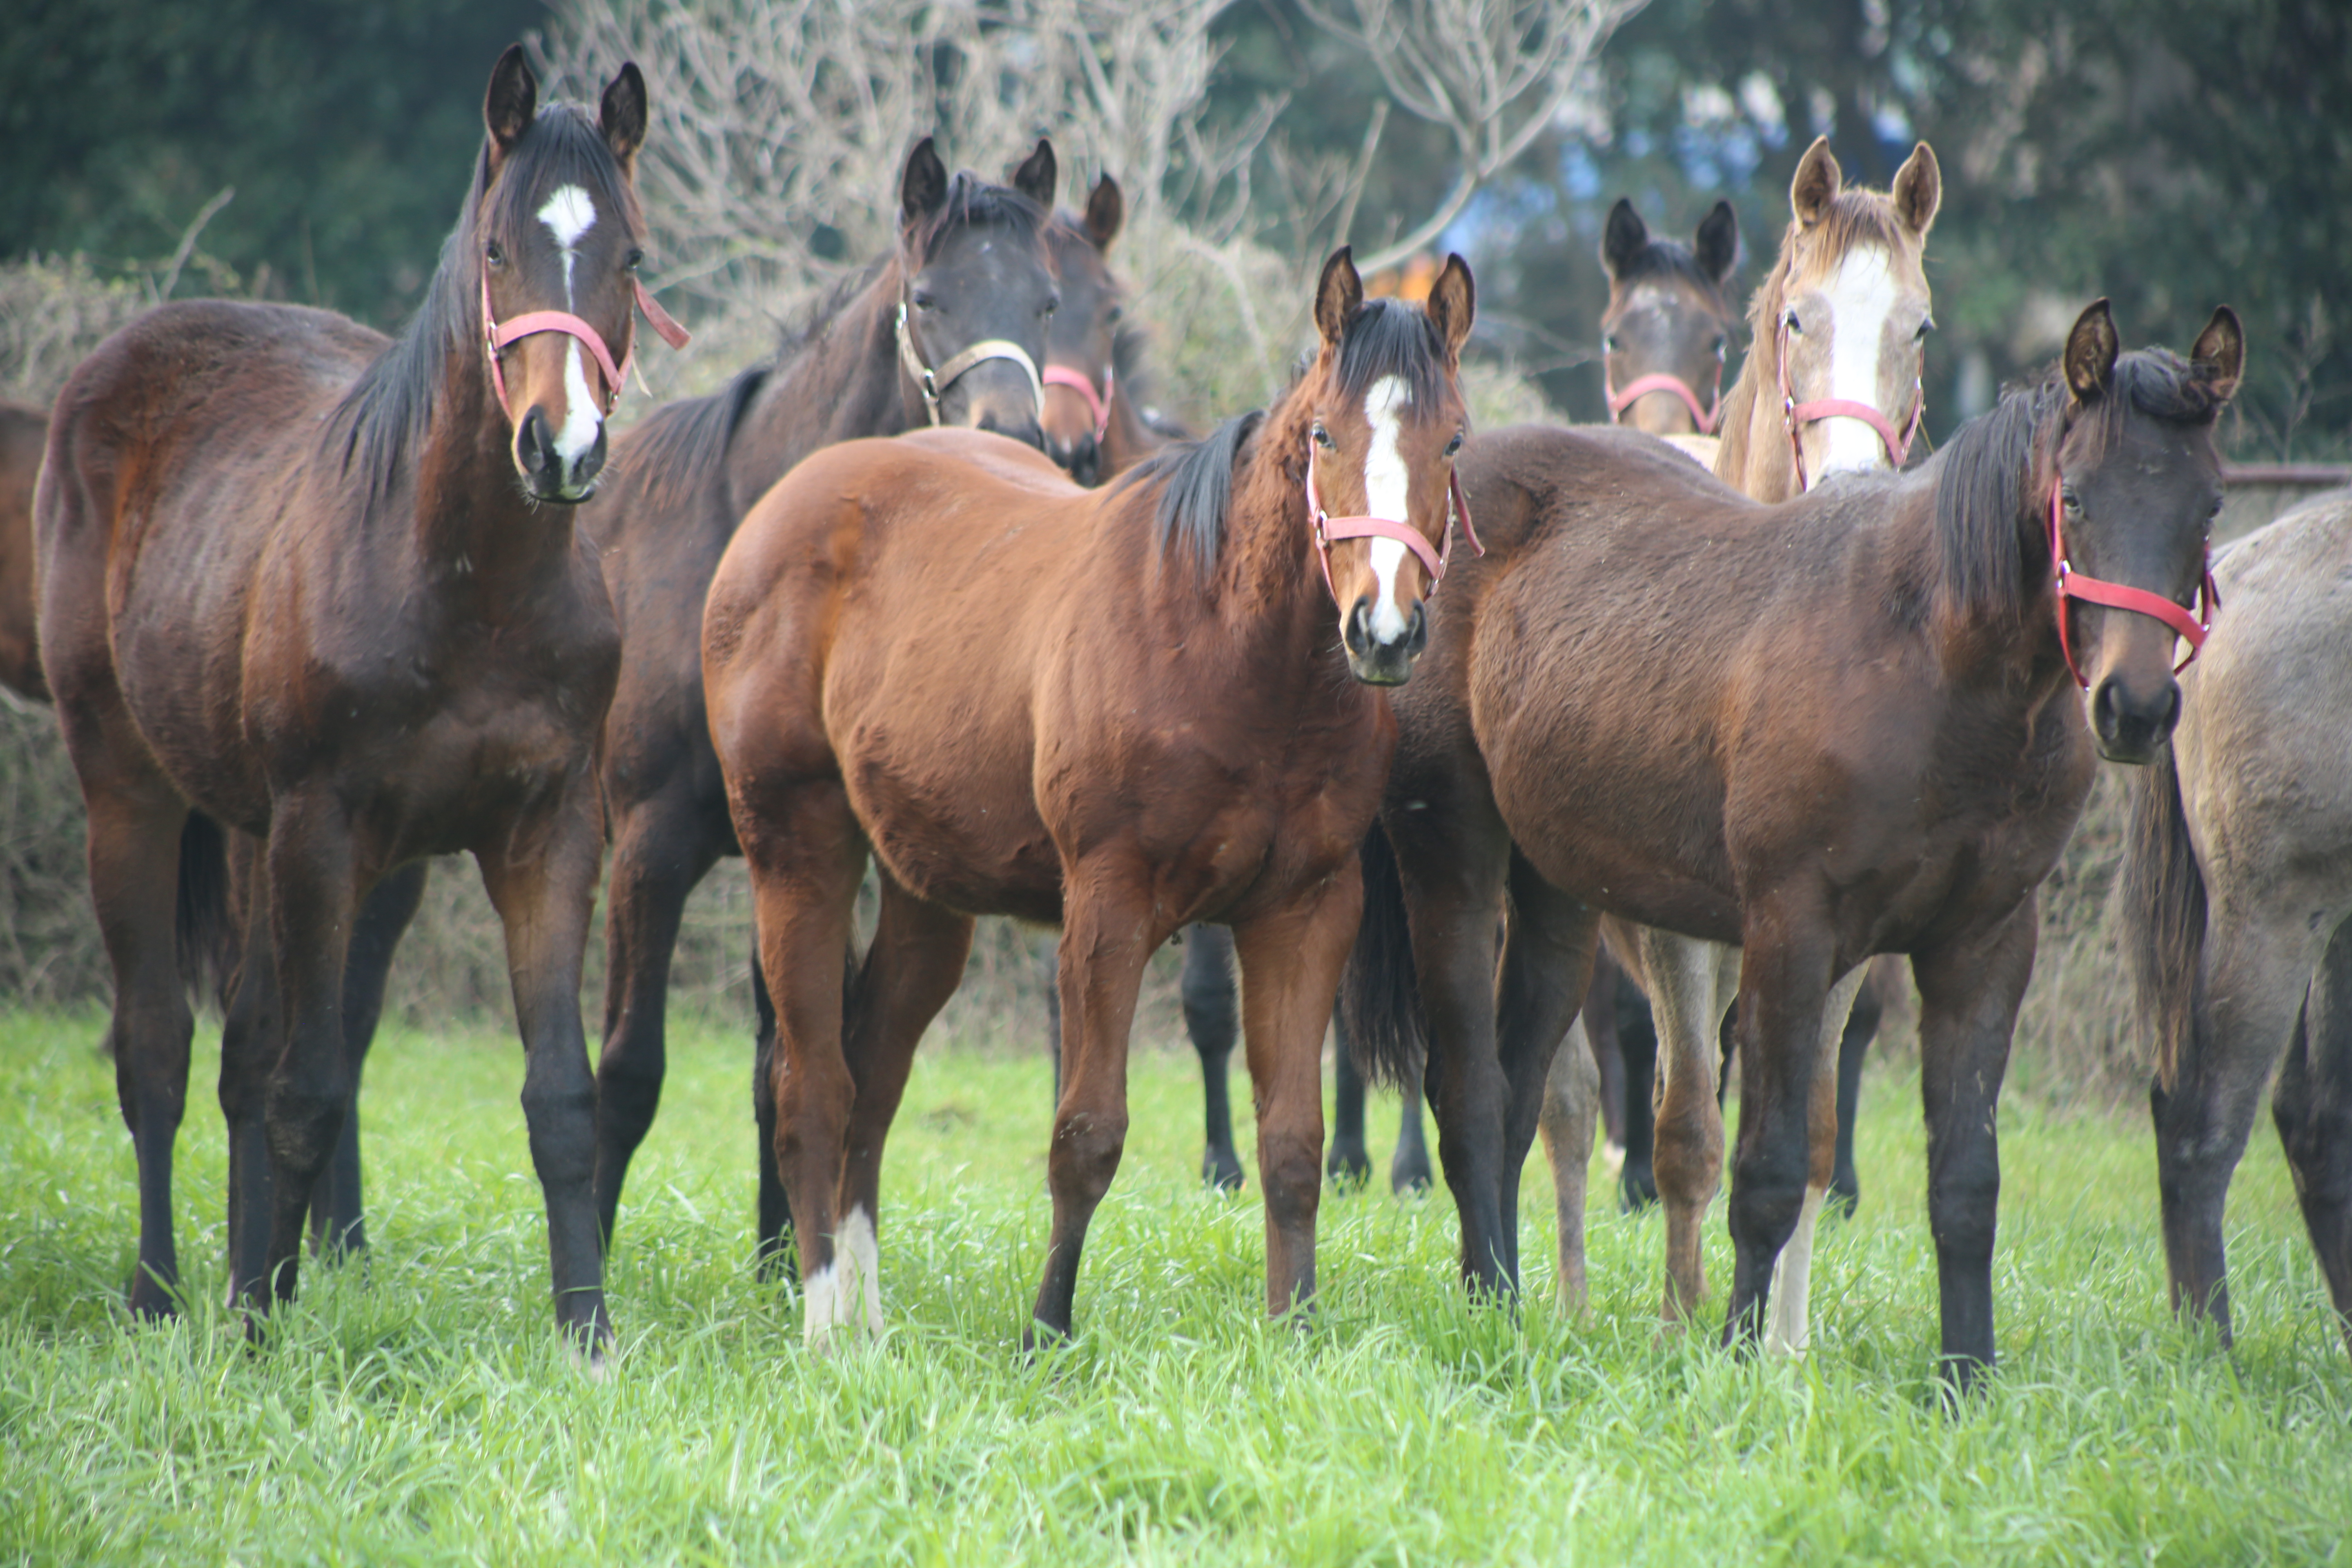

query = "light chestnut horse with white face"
[1535,137,1941,1344]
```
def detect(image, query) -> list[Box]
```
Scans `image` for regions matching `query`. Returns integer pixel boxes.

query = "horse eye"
[1105,304,1124,325]
[625,249,644,274]
[1042,294,1060,318]
[2061,486,2081,512]
[1602,334,1620,354]
[485,240,506,268]
[1713,336,1727,359]
[1312,422,1334,449]
[912,291,937,312]
[1915,318,1934,341]
[1785,312,1804,335]
[1444,432,1464,457]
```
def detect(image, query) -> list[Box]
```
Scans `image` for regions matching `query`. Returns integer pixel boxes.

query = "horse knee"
[1049,1107,1129,1204]
[1650,1105,1722,1208]
[1258,1131,1321,1223]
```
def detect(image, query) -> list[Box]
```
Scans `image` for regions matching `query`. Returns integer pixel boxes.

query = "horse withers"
[1348,299,2240,1387]
[36,48,678,1352]
[2121,486,2352,1351]
[704,249,1475,1348]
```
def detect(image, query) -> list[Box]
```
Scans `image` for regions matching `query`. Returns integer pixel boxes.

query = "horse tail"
[175,810,239,1011]
[2120,745,2207,1092]
[1340,823,1425,1089]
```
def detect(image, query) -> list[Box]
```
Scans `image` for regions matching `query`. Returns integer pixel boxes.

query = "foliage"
[2,1014,2345,1563]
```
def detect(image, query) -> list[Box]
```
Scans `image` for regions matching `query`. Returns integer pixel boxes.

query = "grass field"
[2,1006,2348,1565]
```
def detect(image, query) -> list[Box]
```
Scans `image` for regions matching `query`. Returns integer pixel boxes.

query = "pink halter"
[1043,362,1114,441]
[1604,347,1724,436]
[1305,437,1482,608]
[2048,477,2218,689]
[1777,314,1922,492]
[482,270,691,414]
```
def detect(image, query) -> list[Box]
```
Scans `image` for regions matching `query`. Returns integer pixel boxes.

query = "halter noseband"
[1304,437,1482,609]
[1604,343,1724,436]
[2047,477,2219,690]
[1776,314,1923,492]
[895,292,1046,428]
[482,270,691,414]
[1043,362,1115,441]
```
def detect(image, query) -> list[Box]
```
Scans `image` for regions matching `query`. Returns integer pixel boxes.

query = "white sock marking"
[1766,1184,1826,1356]
[1814,247,1902,481]
[801,1205,882,1350]
[1361,375,1414,643]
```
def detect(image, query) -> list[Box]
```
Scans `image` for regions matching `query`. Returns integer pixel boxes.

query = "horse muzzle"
[2089,670,2181,764]
[1343,595,1427,686]
[514,405,606,503]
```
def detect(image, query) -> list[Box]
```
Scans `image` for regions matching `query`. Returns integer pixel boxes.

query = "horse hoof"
[1203,1149,1246,1193]
[1389,1157,1432,1195]
[1325,1145,1372,1189]
[1829,1170,1860,1218]
[1620,1167,1660,1213]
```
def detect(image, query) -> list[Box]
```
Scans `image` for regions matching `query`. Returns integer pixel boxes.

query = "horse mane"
[330,104,634,501]
[907,173,1048,269]
[1335,297,1451,411]
[1613,237,1722,297]
[1931,347,2228,626]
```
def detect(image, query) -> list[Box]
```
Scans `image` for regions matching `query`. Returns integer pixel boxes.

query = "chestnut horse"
[37,49,677,1348]
[704,249,1474,1346]
[1549,138,1940,1270]
[1347,300,2241,1387]
[0,402,47,704]
[2121,486,2352,1350]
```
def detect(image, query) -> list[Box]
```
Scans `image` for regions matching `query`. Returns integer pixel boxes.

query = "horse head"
[893,137,1060,448]
[1301,247,1475,687]
[477,47,676,504]
[1042,175,1128,483]
[2046,299,2243,762]
[1771,136,1939,489]
[1599,197,1739,438]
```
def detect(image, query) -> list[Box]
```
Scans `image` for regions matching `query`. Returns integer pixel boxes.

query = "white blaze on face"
[536,185,604,471]
[1360,374,1415,643]
[1813,246,1903,482]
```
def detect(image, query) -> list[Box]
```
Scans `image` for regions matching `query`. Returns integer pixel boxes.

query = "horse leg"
[1327,1012,1374,1188]
[741,784,866,1352]
[2275,917,2352,1350]
[1028,879,1156,1345]
[592,789,725,1249]
[1764,965,1869,1357]
[1232,872,1363,1323]
[218,834,280,1303]
[829,873,974,1340]
[1628,927,1737,1324]
[1391,1069,1434,1195]
[1909,906,2036,1390]
[1180,924,1246,1192]
[305,859,427,1262]
[750,953,793,1276]
[1828,955,1895,1216]
[1616,970,1661,1211]
[475,784,610,1352]
[1503,862,1601,1309]
[1584,945,1628,1162]
[2156,906,2325,1346]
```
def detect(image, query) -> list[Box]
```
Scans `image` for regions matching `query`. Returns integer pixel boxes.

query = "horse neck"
[1207,400,1331,648]
[409,350,585,594]
[1711,273,1802,503]
[1099,387,1165,476]
[725,265,912,514]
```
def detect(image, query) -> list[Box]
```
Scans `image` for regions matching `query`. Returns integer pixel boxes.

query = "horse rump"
[1340,823,1427,1089]
[2120,742,2207,1091]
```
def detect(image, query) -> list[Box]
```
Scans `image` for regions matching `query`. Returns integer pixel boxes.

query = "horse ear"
[1694,201,1740,285]
[599,62,647,170]
[1426,254,1476,361]
[1600,199,1648,281]
[2063,298,2120,403]
[1012,139,1057,209]
[484,44,538,158]
[1789,136,1841,227]
[1314,247,1364,350]
[1891,142,1940,236]
[1083,176,1125,253]
[900,137,950,233]
[2190,305,2245,401]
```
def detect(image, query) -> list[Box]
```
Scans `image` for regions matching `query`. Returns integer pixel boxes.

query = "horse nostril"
[1405,601,1428,656]
[517,408,556,477]
[1345,599,1373,657]
[573,423,609,486]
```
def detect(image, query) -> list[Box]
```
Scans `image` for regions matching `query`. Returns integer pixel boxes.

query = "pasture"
[3,1007,2347,1564]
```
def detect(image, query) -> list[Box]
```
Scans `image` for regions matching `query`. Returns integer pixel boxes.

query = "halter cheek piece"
[895,292,1046,427]
[1043,362,1115,441]
[1604,345,1724,436]
[1777,314,1923,492]
[481,270,691,414]
[2047,477,2219,690]
[1304,437,1482,610]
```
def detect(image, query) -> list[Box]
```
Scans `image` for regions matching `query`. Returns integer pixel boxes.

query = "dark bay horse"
[37,48,675,1348]
[2121,486,2352,1350]
[0,401,49,703]
[703,249,1474,1346]
[1562,138,1941,1249]
[1598,195,1740,453]
[1039,174,1169,486]
[1347,300,2240,1386]
[583,140,1062,1264]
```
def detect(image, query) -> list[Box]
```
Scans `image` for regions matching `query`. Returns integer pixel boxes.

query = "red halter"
[1304,438,1482,608]
[2048,477,2220,689]
[1777,314,1922,492]
[1043,362,1115,441]
[1605,363,1723,435]
[482,270,691,414]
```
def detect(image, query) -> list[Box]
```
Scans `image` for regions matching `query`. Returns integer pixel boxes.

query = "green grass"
[2,1008,2347,1565]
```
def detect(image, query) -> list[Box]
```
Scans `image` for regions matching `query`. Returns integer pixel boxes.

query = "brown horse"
[1039,174,1174,486]
[0,402,48,703]
[1346,300,2241,1387]
[1551,138,1941,1286]
[704,249,1474,1346]
[582,140,1063,1263]
[37,48,672,1349]
[2121,487,2352,1350]
[1598,195,1740,455]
